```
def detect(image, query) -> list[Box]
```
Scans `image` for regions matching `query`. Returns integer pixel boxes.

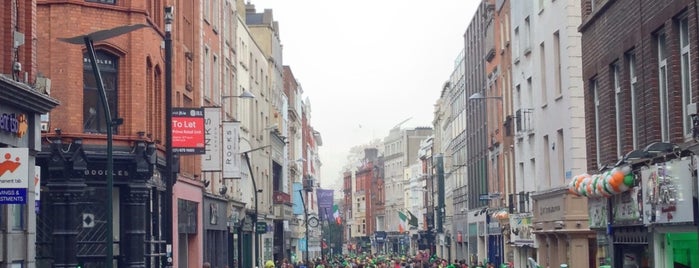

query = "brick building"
[350,148,384,254]
[580,0,699,267]
[35,0,202,267]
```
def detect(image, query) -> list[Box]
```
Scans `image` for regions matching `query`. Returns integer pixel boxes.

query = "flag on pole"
[333,204,341,224]
[398,211,408,233]
[407,211,418,228]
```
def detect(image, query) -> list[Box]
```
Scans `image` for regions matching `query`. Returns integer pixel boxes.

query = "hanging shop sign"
[201,107,221,171]
[0,148,28,204]
[222,121,241,179]
[588,197,608,229]
[171,108,205,154]
[509,213,534,246]
[612,186,643,224]
[641,157,694,225]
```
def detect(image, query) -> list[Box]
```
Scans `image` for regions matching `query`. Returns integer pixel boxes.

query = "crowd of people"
[254,251,501,268]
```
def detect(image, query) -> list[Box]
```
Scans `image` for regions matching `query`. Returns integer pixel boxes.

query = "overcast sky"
[248,0,481,189]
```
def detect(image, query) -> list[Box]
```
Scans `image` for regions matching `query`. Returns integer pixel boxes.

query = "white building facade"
[509,0,590,266]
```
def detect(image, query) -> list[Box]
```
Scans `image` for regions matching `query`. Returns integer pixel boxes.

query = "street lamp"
[222,90,256,99]
[242,145,271,268]
[59,23,149,268]
[468,92,503,100]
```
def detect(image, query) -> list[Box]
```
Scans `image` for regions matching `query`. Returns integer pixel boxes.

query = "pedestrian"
[203,262,211,268]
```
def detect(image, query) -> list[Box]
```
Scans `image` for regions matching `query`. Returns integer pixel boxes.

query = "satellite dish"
[527,257,540,268]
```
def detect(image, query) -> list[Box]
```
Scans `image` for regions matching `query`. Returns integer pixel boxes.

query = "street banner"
[222,121,241,178]
[35,166,40,213]
[172,108,206,154]
[293,182,304,215]
[316,188,334,220]
[0,148,28,204]
[202,107,221,171]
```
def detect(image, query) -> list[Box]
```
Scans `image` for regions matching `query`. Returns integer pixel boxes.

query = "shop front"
[203,194,228,267]
[610,184,648,268]
[0,76,58,267]
[641,157,698,268]
[509,213,536,268]
[531,187,592,268]
[587,197,610,267]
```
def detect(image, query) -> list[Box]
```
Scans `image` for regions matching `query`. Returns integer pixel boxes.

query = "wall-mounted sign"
[0,148,28,204]
[172,108,205,154]
[642,157,694,224]
[201,107,221,171]
[0,112,28,138]
[222,121,241,179]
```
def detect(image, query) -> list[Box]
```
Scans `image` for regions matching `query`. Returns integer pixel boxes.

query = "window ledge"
[554,94,563,101]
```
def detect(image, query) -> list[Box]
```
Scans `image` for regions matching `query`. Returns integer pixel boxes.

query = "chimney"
[364,148,378,162]
[245,3,255,13]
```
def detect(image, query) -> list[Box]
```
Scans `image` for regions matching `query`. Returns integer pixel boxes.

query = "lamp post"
[163,6,175,268]
[242,145,271,268]
[59,23,149,268]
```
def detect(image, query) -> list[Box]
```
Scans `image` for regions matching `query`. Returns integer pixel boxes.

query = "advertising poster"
[642,157,694,224]
[201,107,221,171]
[171,108,205,154]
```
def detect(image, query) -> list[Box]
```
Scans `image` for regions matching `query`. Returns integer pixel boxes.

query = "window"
[87,0,116,4]
[524,17,531,55]
[613,63,622,158]
[657,33,670,141]
[679,16,692,137]
[83,51,119,134]
[540,42,547,106]
[204,47,211,99]
[514,27,520,60]
[593,79,601,166]
[628,53,639,149]
[538,0,544,12]
[557,129,565,184]
[204,0,210,22]
[543,135,551,187]
[11,204,24,230]
[553,31,562,96]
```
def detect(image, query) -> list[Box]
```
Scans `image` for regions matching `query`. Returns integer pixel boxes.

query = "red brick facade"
[580,0,699,170]
[2,0,38,82]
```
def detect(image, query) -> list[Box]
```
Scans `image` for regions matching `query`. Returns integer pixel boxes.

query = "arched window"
[83,51,119,134]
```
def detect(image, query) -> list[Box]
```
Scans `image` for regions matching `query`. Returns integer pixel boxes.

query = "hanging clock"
[308,216,319,227]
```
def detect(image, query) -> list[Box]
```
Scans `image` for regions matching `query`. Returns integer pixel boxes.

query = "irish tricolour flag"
[333,204,341,224]
[398,211,408,233]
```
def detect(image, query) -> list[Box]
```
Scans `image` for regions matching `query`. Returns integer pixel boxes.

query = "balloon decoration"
[568,166,634,198]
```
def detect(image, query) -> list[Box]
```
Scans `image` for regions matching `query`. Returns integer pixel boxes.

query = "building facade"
[35,0,193,267]
[1,3,59,267]
[580,0,699,267]
[510,0,591,266]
